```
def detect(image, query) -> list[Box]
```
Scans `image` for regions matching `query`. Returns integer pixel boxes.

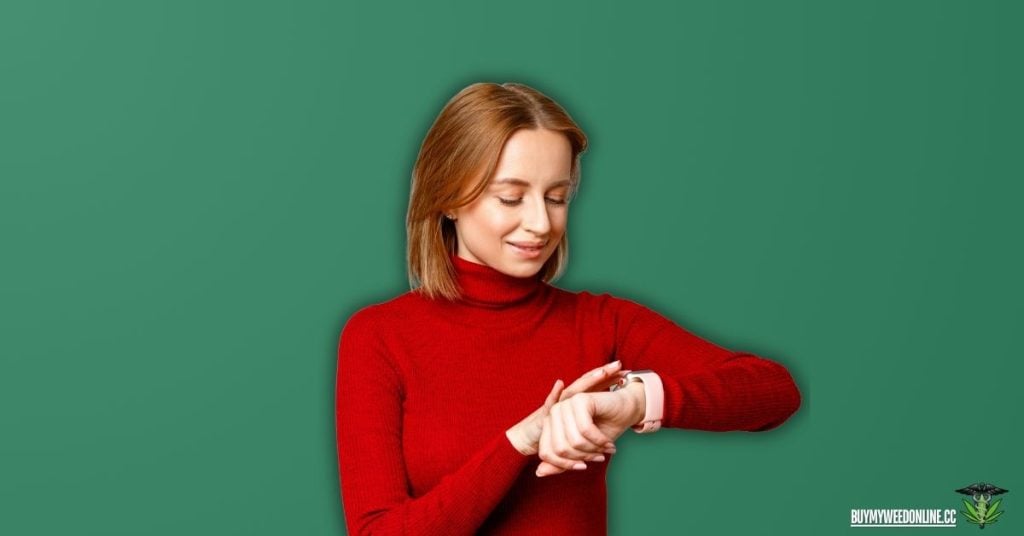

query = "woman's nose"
[522,197,551,235]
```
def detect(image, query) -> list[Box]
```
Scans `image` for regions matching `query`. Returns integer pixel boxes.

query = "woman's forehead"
[491,129,572,181]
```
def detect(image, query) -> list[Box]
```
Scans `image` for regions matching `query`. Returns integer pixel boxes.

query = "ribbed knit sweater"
[336,254,801,535]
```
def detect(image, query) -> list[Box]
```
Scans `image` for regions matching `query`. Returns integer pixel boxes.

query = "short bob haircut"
[407,82,589,301]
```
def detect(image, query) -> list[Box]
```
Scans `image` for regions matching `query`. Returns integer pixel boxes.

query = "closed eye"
[498,197,567,206]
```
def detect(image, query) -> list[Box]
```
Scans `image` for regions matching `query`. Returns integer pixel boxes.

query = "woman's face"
[452,128,572,278]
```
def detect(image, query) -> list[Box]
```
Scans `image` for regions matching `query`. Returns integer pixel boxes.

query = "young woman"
[336,82,801,535]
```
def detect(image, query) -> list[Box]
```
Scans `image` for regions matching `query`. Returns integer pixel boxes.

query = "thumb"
[544,379,564,411]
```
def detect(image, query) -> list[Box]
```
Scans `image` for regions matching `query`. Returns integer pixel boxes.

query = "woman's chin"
[497,257,549,278]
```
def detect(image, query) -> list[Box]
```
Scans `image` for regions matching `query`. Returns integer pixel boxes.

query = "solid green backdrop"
[1,0,1020,534]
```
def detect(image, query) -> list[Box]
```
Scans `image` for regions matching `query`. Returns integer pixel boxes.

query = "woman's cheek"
[550,210,569,231]
[496,214,520,232]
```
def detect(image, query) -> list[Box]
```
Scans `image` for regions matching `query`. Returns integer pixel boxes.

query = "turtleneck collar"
[451,253,544,308]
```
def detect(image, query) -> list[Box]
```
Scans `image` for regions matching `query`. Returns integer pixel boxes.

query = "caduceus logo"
[956,482,1008,529]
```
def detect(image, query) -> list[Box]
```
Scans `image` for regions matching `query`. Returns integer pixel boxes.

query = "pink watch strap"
[611,370,664,433]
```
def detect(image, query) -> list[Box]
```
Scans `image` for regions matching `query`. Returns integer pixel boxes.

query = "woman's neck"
[450,253,544,308]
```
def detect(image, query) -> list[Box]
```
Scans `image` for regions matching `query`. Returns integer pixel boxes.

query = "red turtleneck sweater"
[336,255,801,535]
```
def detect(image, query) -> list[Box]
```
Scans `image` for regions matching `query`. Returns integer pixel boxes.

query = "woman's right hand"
[505,361,625,461]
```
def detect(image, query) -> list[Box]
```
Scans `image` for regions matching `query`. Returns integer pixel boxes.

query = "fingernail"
[591,369,604,377]
[610,360,621,368]
[573,462,587,470]
[593,455,606,462]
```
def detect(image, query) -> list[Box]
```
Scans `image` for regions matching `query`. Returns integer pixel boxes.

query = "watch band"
[610,369,664,433]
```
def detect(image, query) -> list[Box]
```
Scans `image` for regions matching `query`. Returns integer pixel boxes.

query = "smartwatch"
[610,369,664,433]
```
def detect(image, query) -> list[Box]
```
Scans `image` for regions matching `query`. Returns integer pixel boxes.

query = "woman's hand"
[535,380,646,477]
[506,361,627,457]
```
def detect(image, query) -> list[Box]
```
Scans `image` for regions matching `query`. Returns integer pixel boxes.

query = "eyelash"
[498,197,567,206]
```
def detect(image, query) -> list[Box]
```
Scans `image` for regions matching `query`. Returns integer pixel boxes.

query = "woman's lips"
[508,242,545,258]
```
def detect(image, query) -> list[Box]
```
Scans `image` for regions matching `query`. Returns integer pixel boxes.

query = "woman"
[336,82,801,535]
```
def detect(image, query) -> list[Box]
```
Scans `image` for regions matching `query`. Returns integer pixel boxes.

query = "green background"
[2,0,1020,534]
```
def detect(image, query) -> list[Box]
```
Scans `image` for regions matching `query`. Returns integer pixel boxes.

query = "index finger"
[559,362,627,402]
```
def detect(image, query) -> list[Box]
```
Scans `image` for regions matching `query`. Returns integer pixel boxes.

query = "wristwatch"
[609,369,664,433]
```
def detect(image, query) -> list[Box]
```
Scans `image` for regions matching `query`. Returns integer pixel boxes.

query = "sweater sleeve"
[599,295,801,432]
[335,308,532,536]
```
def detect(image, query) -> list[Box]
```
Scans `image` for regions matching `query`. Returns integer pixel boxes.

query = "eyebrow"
[492,178,571,188]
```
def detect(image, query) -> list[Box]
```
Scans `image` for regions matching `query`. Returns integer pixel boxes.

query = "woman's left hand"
[535,382,645,477]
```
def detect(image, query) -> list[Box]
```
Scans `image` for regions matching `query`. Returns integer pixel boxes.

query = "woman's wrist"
[622,380,647,426]
[505,428,535,456]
